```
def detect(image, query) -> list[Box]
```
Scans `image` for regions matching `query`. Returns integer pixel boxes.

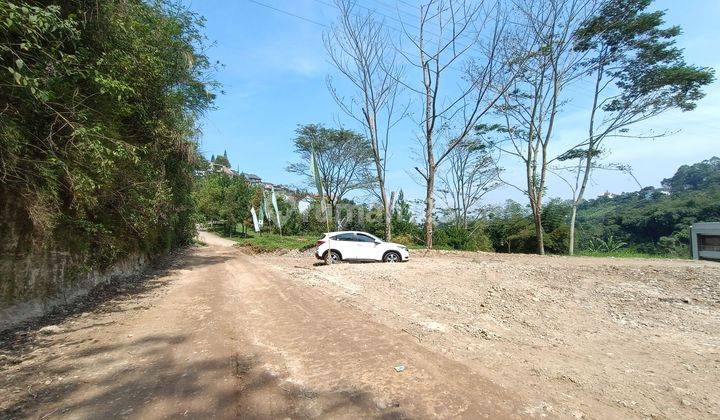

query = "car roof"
[325,231,373,236]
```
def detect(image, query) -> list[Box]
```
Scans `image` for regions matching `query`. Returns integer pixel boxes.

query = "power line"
[319,0,421,32]
[244,0,596,112]
[311,0,425,39]
[396,0,420,11]
[366,0,424,22]
[247,0,328,28]
[315,0,498,50]
[310,0,511,78]
[245,0,469,75]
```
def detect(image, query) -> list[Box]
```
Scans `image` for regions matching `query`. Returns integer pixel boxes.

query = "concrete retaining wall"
[0,250,148,331]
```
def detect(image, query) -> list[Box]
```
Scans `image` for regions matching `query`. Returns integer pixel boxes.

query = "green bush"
[432,225,493,251]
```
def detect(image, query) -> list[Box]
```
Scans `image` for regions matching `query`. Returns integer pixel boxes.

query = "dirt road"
[0,232,525,419]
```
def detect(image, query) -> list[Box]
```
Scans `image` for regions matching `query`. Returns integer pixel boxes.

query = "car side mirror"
[374,240,382,245]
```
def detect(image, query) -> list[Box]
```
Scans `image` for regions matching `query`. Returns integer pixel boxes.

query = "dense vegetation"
[574,157,720,256]
[0,0,214,274]
[193,172,255,236]
[476,157,720,257]
[196,156,718,259]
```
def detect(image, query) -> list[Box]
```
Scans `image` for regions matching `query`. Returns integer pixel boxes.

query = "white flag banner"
[310,143,330,230]
[310,145,323,199]
[250,207,260,232]
[271,187,282,229]
[262,190,272,223]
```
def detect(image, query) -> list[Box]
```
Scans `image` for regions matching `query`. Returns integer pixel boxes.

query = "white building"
[690,222,720,261]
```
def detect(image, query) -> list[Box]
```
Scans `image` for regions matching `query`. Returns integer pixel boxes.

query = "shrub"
[392,234,416,247]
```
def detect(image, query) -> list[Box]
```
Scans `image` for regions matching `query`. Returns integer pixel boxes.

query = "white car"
[315,231,410,264]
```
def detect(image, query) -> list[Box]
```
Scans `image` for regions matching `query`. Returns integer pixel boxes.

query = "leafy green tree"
[541,199,572,254]
[287,124,374,226]
[0,0,215,281]
[662,157,720,192]
[392,190,419,237]
[432,223,493,252]
[485,201,534,254]
[563,0,715,254]
[193,174,224,223]
[482,198,571,254]
[213,150,230,168]
[193,173,255,235]
[222,176,254,234]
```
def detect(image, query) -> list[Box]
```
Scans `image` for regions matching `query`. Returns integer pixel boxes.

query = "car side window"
[331,233,355,241]
[355,234,376,243]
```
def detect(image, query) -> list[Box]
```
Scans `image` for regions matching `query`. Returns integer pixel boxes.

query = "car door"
[329,233,357,260]
[353,233,381,260]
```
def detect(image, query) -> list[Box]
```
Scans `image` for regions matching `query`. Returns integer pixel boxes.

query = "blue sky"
[184,0,719,209]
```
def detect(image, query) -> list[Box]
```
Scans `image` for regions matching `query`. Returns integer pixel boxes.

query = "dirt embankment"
[266,250,720,419]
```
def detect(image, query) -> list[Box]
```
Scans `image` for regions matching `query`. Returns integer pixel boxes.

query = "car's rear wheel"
[325,250,341,265]
[383,251,400,263]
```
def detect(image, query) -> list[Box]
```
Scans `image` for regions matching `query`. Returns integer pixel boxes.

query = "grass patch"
[576,249,689,259]
[232,233,318,253]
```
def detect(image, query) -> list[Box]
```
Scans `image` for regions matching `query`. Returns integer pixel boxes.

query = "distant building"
[639,186,668,200]
[241,172,263,185]
[205,165,301,200]
[690,222,720,261]
[274,184,297,198]
[600,191,616,199]
[208,162,239,177]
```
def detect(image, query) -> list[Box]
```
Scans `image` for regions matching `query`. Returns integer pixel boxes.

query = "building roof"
[241,172,262,181]
[692,222,720,230]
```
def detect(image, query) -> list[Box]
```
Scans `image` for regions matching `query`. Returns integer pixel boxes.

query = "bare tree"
[287,124,374,223]
[324,0,406,240]
[438,137,500,229]
[492,0,593,255]
[400,0,518,249]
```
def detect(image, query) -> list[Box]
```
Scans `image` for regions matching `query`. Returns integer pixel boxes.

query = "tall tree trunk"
[331,201,339,230]
[384,190,395,241]
[569,62,603,255]
[424,168,435,249]
[533,209,545,255]
[380,186,391,241]
[569,153,592,255]
[374,152,392,241]
[526,144,545,255]
[367,112,393,241]
[569,204,578,255]
[533,182,546,255]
